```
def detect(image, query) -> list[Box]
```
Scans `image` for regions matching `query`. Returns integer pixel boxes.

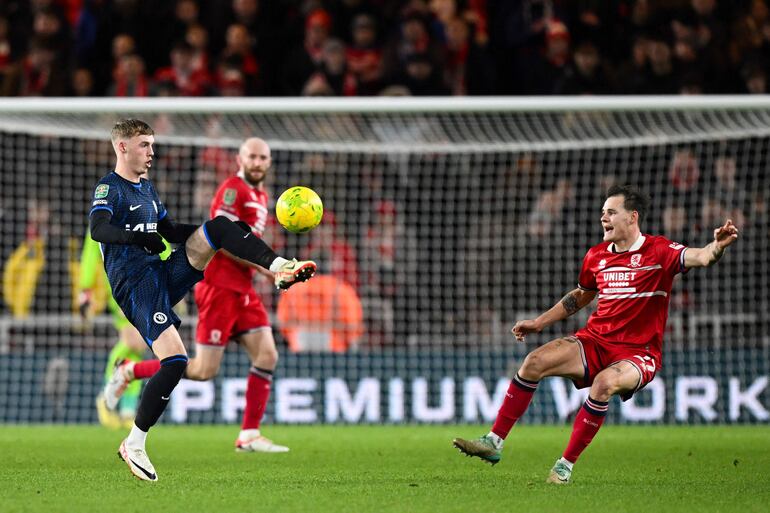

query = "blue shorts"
[113,247,204,345]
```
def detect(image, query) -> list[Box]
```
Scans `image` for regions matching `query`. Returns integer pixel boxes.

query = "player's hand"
[713,219,738,250]
[511,319,542,342]
[132,232,166,255]
[78,289,92,319]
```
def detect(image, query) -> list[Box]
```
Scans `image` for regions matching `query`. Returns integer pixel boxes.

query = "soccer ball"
[275,186,323,233]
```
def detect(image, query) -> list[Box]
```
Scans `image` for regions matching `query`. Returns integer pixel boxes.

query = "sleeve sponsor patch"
[223,188,237,206]
[94,184,109,199]
[92,199,108,206]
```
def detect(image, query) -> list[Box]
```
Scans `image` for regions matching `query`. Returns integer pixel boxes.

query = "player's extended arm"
[90,210,166,254]
[683,219,739,268]
[511,288,597,341]
[157,215,199,243]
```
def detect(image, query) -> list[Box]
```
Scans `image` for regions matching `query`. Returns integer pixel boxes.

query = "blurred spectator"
[0,16,13,78]
[2,37,67,96]
[668,149,701,194]
[638,35,679,94]
[740,59,768,93]
[712,156,748,226]
[185,23,210,74]
[218,23,260,93]
[300,211,360,291]
[662,204,689,242]
[442,15,496,94]
[69,66,95,96]
[345,14,384,95]
[154,40,213,96]
[276,274,364,353]
[108,53,149,96]
[487,0,562,94]
[383,12,444,85]
[394,52,450,95]
[527,178,574,238]
[553,40,610,94]
[525,19,570,94]
[215,56,247,96]
[303,38,357,96]
[3,1,770,96]
[616,34,650,93]
[282,8,332,95]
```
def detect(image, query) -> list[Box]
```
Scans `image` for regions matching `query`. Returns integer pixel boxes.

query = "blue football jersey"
[89,171,167,289]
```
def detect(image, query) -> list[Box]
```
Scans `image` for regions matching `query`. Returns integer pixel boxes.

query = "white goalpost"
[0,96,767,425]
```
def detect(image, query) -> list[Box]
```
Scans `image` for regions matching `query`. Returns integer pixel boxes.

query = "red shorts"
[194,282,270,346]
[571,331,659,401]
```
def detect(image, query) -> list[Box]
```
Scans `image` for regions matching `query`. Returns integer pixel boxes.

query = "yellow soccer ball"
[275,186,324,233]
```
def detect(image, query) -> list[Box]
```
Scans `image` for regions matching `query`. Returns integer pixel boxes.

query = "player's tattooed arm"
[560,290,581,316]
[559,288,596,317]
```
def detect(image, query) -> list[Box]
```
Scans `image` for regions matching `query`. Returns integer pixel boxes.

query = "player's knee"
[520,351,546,380]
[203,216,233,247]
[590,375,618,400]
[161,355,188,381]
[256,346,278,369]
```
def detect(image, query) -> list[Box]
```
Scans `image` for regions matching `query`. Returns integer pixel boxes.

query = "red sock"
[133,359,161,379]
[491,373,538,439]
[241,367,272,430]
[562,396,609,463]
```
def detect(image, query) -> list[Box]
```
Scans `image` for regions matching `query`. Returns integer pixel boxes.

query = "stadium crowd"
[1,0,769,97]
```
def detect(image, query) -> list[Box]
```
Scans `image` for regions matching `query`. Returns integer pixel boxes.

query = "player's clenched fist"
[512,319,542,341]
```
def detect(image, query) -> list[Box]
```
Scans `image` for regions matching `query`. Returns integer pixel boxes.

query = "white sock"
[486,432,504,450]
[126,424,148,449]
[269,257,289,273]
[558,457,574,470]
[239,428,260,441]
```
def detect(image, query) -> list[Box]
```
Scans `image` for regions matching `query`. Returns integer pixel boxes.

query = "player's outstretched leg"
[452,373,539,466]
[452,435,501,465]
[118,354,187,482]
[200,216,316,290]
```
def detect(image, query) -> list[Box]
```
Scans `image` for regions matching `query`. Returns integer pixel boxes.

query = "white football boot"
[118,439,158,482]
[235,434,290,453]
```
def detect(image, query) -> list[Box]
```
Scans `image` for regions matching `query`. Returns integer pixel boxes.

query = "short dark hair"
[606,184,651,225]
[111,119,153,141]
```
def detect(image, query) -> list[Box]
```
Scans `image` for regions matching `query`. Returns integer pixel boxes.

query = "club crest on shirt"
[598,259,606,269]
[630,254,642,267]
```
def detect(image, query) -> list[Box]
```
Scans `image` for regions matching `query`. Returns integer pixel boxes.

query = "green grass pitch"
[1,425,769,513]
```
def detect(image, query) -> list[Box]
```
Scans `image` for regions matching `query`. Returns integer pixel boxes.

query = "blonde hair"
[110,119,154,142]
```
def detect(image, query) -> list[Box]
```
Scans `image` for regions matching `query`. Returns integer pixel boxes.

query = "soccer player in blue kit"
[89,119,316,481]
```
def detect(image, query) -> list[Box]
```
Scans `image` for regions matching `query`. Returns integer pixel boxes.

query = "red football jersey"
[574,234,688,360]
[203,173,269,293]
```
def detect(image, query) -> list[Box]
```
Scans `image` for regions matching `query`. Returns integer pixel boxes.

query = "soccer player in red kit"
[453,184,739,484]
[106,137,295,452]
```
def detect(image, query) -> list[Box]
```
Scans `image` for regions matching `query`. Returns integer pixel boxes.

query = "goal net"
[0,97,768,425]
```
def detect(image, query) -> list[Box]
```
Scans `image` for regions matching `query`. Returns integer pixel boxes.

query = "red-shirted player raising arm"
[453,184,738,484]
[105,137,303,453]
